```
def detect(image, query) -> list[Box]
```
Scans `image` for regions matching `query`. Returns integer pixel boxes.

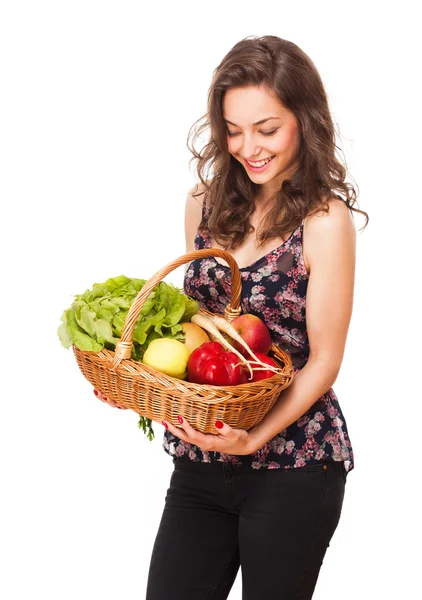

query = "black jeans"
[146,457,346,600]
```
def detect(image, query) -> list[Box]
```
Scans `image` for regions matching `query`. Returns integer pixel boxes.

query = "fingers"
[163,419,191,444]
[93,388,127,409]
[213,420,231,435]
[176,415,198,437]
[163,416,219,452]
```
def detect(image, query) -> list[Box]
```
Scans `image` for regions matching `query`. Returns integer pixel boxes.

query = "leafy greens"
[58,275,199,440]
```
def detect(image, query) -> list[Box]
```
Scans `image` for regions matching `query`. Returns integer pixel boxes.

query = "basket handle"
[112,248,243,367]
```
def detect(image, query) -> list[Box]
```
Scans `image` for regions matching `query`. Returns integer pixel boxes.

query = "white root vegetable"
[246,360,283,375]
[191,313,254,378]
[192,311,283,380]
[206,313,281,373]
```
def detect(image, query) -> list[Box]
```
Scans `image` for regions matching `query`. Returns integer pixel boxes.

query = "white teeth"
[248,156,273,167]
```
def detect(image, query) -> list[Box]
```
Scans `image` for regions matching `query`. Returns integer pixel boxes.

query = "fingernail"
[103,397,108,402]
[177,415,183,424]
[162,421,168,429]
[93,389,98,396]
[116,406,122,409]
[215,420,224,429]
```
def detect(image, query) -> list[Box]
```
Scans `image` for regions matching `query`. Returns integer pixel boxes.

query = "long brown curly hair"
[186,35,368,250]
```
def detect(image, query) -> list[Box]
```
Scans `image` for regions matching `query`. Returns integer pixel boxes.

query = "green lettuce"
[58,275,199,440]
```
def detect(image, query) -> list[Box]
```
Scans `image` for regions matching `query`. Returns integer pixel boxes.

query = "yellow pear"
[180,322,210,356]
[143,338,189,379]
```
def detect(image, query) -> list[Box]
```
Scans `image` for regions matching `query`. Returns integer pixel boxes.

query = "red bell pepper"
[187,341,247,386]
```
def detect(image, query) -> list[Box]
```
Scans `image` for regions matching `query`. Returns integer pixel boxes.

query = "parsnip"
[192,312,283,380]
[207,314,262,360]
[206,314,281,373]
[246,364,283,380]
[246,361,281,374]
[191,313,254,378]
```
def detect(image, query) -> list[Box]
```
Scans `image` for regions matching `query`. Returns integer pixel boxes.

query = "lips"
[246,155,275,167]
[243,155,276,172]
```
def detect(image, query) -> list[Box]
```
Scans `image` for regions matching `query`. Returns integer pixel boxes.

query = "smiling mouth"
[245,155,275,167]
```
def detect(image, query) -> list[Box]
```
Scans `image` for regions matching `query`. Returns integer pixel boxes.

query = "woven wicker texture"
[73,248,294,433]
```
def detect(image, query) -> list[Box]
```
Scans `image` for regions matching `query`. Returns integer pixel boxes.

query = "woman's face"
[223,85,301,195]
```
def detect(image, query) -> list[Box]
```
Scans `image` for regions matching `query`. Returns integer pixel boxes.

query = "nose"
[234,132,262,160]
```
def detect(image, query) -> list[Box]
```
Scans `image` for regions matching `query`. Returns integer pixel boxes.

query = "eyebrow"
[224,116,282,127]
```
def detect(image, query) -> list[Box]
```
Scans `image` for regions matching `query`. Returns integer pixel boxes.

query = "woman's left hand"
[163,416,258,455]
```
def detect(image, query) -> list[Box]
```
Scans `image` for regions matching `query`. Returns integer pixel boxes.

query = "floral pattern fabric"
[163,200,354,474]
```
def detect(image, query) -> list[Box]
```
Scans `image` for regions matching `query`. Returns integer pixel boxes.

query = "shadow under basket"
[72,247,294,433]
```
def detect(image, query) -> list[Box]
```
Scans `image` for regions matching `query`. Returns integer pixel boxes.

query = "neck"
[253,192,277,213]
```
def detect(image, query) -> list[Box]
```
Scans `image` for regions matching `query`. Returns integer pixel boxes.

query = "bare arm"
[183,181,208,273]
[249,198,356,450]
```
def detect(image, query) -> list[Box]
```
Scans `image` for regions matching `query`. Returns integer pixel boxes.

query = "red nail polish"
[178,416,183,424]
[215,420,224,429]
[162,421,168,429]
[93,389,98,396]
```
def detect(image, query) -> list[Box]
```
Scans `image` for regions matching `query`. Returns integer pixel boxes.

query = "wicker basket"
[73,248,294,433]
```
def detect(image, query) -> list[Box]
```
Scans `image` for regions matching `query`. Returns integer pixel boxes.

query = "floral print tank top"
[163,198,354,474]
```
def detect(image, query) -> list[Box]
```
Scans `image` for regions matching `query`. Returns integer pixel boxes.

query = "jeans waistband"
[172,456,345,475]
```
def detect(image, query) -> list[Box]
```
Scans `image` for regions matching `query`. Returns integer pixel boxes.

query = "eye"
[261,129,279,136]
[227,129,279,137]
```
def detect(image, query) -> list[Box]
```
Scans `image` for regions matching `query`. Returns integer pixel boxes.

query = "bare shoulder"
[303,197,356,272]
[185,180,208,217]
[307,197,355,230]
[189,180,209,202]
[184,180,211,253]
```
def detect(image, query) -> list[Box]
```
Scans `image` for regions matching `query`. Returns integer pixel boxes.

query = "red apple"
[230,313,272,357]
[247,352,279,382]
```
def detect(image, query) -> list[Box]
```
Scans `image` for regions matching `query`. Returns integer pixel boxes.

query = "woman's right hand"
[93,388,127,409]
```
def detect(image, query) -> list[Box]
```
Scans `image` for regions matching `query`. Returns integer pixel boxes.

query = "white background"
[1,1,420,598]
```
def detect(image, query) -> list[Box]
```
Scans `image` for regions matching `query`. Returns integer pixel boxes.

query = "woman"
[95,35,368,599]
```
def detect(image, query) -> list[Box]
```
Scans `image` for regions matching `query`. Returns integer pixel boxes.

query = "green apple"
[142,337,190,379]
